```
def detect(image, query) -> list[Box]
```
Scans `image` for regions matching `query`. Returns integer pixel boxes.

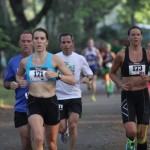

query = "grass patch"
[0,80,15,107]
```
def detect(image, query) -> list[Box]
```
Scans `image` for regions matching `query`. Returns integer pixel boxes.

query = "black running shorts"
[27,94,60,125]
[121,88,150,125]
[14,111,28,128]
[58,98,82,120]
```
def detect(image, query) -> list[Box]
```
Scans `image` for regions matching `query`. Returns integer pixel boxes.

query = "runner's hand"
[140,74,149,82]
[45,69,58,78]
[10,81,19,90]
[18,77,28,88]
[120,82,130,91]
[81,77,90,84]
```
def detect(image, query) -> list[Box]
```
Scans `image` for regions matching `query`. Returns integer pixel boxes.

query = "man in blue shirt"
[3,31,33,150]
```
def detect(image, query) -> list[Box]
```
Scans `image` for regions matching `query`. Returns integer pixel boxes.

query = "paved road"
[58,81,125,150]
[0,79,150,150]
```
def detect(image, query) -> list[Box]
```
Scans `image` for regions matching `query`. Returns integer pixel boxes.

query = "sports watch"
[56,72,62,80]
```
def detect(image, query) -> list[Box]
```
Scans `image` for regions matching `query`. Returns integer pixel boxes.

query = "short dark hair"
[59,33,74,42]
[127,25,143,35]
[33,28,48,40]
[19,30,33,40]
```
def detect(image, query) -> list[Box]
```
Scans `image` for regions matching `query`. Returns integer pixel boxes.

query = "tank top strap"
[124,47,129,62]
[26,55,32,69]
[26,55,33,81]
[45,52,51,66]
[45,52,56,72]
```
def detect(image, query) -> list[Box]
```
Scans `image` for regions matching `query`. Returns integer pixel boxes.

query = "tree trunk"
[0,0,11,28]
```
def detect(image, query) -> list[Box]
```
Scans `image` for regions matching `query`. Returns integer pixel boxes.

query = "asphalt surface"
[0,79,150,150]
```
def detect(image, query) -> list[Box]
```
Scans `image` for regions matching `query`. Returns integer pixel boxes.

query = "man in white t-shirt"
[56,33,93,150]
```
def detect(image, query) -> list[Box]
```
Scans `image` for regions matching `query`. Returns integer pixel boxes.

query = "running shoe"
[126,139,135,150]
[60,133,69,144]
[90,95,96,102]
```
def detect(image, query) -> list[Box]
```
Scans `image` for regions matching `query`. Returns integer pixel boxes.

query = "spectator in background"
[82,38,103,102]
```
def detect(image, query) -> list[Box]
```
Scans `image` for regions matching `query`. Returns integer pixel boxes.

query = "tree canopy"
[0,0,150,57]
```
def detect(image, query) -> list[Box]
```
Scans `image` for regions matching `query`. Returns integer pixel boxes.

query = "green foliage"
[118,0,150,26]
[116,0,150,46]
[1,0,150,56]
[98,26,119,41]
[0,28,18,59]
[50,0,121,48]
[0,80,15,106]
[0,28,18,51]
[0,28,11,49]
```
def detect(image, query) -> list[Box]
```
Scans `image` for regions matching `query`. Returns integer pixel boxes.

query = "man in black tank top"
[109,26,150,150]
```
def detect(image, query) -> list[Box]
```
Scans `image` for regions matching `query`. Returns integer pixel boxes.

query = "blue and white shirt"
[4,54,28,112]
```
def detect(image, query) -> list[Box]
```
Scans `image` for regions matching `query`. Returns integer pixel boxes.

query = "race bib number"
[29,67,48,81]
[129,64,145,75]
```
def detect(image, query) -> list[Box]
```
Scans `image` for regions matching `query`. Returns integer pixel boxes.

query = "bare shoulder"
[51,54,63,68]
[115,50,125,62]
[21,57,28,63]
[52,54,59,61]
[20,57,28,68]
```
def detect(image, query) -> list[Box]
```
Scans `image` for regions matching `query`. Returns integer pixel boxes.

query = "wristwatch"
[56,72,62,80]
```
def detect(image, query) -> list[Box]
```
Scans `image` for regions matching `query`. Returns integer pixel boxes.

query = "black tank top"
[103,52,113,68]
[121,47,149,77]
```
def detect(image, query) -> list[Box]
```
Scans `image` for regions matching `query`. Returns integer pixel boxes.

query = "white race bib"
[129,64,145,75]
[29,67,48,81]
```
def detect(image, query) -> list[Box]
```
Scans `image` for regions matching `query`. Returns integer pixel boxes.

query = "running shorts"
[121,88,150,125]
[14,111,28,128]
[27,94,60,125]
[58,98,82,120]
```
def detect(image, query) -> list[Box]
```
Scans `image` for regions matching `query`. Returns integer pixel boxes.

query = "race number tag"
[129,64,145,75]
[29,67,48,81]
